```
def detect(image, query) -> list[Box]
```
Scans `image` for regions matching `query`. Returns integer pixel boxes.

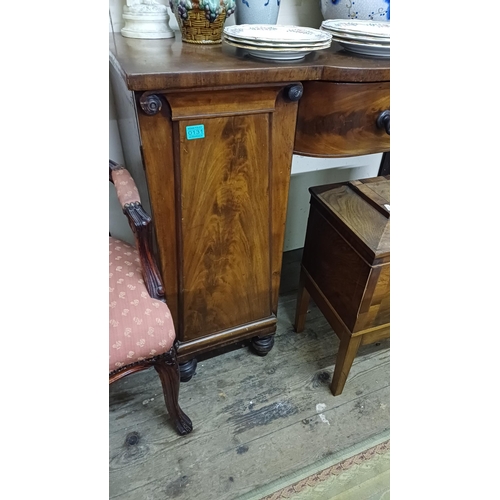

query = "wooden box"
[294,176,390,395]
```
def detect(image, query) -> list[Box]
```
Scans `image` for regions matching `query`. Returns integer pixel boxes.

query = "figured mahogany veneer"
[294,81,390,157]
[136,84,298,363]
[109,34,390,370]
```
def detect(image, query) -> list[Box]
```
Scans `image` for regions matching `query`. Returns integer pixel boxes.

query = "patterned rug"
[239,431,390,500]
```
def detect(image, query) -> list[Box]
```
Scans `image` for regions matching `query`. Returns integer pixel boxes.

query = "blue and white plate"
[321,19,390,39]
[321,19,389,57]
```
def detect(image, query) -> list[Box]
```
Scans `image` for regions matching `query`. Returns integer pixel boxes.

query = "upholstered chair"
[109,160,192,436]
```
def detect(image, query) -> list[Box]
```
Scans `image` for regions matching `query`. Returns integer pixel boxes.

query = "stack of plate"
[223,24,332,61]
[320,19,390,58]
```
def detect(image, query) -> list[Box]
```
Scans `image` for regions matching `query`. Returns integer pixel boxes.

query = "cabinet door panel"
[179,114,272,339]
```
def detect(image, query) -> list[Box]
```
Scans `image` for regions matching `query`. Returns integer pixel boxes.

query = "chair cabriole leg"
[153,355,193,436]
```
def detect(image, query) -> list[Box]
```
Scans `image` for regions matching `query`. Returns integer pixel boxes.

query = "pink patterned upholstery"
[109,236,175,372]
[111,168,141,207]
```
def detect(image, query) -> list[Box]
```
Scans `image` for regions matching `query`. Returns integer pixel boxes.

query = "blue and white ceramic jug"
[320,0,390,21]
[235,0,281,25]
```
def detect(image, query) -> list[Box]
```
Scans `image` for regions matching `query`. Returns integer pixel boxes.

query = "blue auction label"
[186,124,205,140]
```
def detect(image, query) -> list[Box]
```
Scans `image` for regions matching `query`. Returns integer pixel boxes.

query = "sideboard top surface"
[109,32,390,91]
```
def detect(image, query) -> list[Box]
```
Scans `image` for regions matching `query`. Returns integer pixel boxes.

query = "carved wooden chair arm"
[109,160,165,301]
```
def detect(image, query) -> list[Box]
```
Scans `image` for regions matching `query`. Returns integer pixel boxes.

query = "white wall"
[109,79,134,246]
[108,0,382,250]
[285,154,382,249]
[109,0,326,33]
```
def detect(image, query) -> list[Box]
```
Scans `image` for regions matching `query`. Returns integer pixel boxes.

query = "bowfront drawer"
[294,81,390,158]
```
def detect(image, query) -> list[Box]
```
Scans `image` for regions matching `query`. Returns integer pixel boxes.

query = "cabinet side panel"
[136,104,180,332]
[269,91,299,312]
[302,207,370,332]
[180,114,272,339]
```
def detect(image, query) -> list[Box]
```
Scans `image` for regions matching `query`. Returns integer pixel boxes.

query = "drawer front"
[294,81,390,157]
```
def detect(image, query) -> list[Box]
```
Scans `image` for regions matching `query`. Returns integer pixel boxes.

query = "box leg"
[294,269,310,333]
[331,335,362,396]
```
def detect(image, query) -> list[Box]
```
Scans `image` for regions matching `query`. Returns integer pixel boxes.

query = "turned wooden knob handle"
[140,94,162,116]
[286,84,303,102]
[376,110,390,135]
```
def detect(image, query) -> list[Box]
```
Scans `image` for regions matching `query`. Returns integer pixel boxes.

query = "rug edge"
[238,429,390,500]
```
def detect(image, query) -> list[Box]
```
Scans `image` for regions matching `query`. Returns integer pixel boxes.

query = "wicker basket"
[176,7,227,44]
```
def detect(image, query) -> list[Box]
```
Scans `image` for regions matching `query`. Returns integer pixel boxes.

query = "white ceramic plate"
[223,37,331,52]
[223,37,330,60]
[321,28,390,45]
[224,24,332,44]
[331,37,390,58]
[224,33,332,49]
[330,36,389,49]
[246,51,309,61]
[321,19,390,38]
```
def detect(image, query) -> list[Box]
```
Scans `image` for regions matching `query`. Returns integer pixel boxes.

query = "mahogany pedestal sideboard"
[109,33,390,380]
[294,176,390,396]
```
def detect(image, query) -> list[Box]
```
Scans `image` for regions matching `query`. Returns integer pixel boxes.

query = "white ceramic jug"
[235,0,281,25]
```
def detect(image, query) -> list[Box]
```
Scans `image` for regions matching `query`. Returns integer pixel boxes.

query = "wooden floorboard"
[109,251,390,500]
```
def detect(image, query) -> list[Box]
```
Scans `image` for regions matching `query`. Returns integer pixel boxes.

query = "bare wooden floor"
[109,250,390,500]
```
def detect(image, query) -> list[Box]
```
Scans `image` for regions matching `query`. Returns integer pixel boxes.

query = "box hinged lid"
[309,176,390,265]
